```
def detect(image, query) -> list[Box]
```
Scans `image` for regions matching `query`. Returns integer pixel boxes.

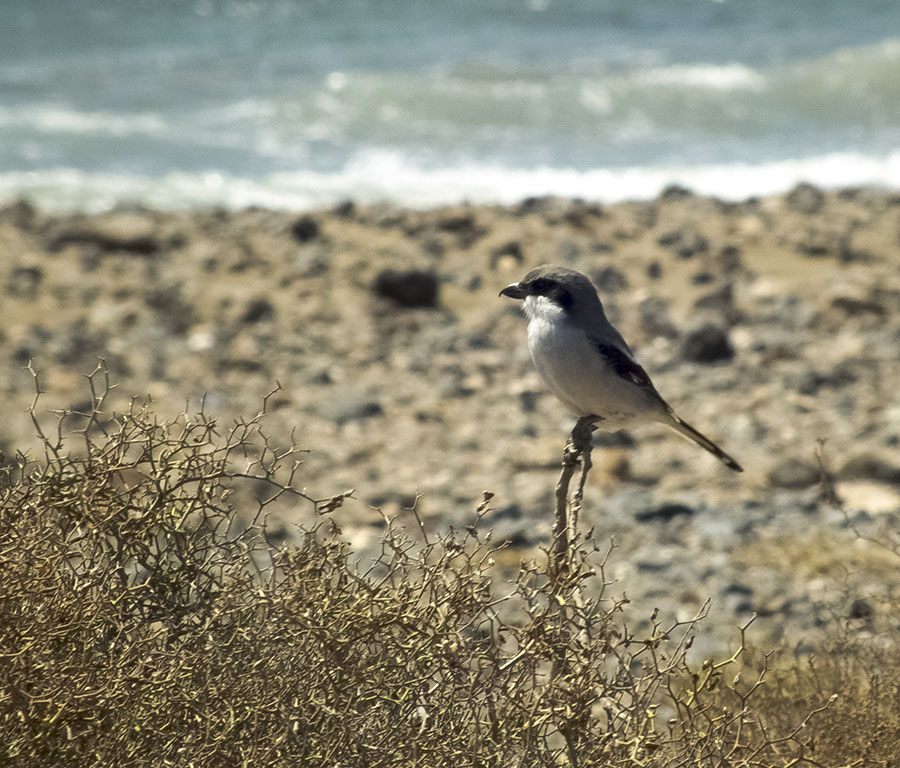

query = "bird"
[500,264,742,472]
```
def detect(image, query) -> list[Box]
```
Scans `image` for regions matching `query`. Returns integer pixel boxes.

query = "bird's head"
[500,264,601,317]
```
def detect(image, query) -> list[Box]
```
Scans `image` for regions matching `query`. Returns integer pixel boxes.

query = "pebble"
[681,324,734,363]
[373,268,440,308]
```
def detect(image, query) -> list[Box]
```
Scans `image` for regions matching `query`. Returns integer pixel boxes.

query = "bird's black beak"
[499,282,526,300]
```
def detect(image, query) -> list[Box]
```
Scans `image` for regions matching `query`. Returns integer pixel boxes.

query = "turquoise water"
[2,0,900,210]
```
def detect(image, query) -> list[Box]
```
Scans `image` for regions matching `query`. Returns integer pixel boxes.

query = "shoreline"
[2,183,899,648]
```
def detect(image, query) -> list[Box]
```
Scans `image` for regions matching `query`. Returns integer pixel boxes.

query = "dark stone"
[646,261,662,279]
[839,454,900,485]
[691,271,714,285]
[590,266,628,294]
[332,200,356,219]
[290,215,320,243]
[718,245,743,273]
[11,324,52,366]
[437,214,476,233]
[592,430,636,448]
[694,282,733,313]
[373,268,439,308]
[830,295,886,317]
[849,598,873,619]
[241,298,276,324]
[786,182,825,215]
[8,266,43,299]
[490,241,523,268]
[47,217,159,254]
[563,199,604,227]
[518,390,540,413]
[681,324,734,363]
[767,458,820,490]
[326,396,384,425]
[639,296,679,340]
[144,285,194,335]
[635,502,695,523]
[51,322,108,366]
[658,184,694,201]
[515,196,553,216]
[1,199,36,229]
[657,226,708,259]
[421,236,445,257]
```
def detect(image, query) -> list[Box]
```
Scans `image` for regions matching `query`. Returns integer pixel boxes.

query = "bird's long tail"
[666,413,743,472]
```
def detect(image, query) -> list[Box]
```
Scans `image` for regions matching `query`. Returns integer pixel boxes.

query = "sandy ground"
[2,184,900,651]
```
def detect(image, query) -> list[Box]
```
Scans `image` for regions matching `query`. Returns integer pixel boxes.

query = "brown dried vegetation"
[0,367,896,767]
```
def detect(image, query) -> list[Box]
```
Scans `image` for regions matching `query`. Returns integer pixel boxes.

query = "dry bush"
[749,644,900,767]
[744,446,900,767]
[0,365,855,767]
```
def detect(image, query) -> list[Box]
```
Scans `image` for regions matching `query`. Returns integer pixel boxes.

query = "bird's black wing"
[592,341,660,392]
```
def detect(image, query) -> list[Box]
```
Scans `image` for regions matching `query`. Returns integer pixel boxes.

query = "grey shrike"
[500,264,742,472]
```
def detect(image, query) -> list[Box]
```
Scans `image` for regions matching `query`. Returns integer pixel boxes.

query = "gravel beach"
[2,185,899,651]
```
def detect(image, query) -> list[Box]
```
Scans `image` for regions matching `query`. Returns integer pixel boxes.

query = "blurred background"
[2,0,900,212]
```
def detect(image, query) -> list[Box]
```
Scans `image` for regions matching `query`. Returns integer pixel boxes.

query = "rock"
[635,502,695,523]
[437,213,476,233]
[51,321,108,366]
[592,430,636,448]
[694,283,741,324]
[325,396,384,425]
[646,261,662,279]
[590,266,629,294]
[490,241,523,269]
[1,199,36,229]
[658,184,694,201]
[290,215,320,243]
[484,504,535,547]
[718,245,743,273]
[657,226,708,259]
[848,598,872,620]
[839,454,900,485]
[11,324,52,366]
[7,266,43,300]
[331,200,356,219]
[241,298,276,324]
[144,285,194,335]
[786,182,825,215]
[830,295,886,317]
[373,268,439,308]
[767,458,820,489]
[639,296,679,340]
[681,324,734,363]
[47,214,159,254]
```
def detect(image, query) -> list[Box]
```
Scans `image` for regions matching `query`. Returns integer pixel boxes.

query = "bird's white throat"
[523,294,566,322]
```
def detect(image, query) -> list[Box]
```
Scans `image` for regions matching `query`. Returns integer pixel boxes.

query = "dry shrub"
[749,644,900,768]
[0,365,865,767]
[745,448,900,767]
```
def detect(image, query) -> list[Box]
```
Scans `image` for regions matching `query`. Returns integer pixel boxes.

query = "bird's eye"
[532,278,554,293]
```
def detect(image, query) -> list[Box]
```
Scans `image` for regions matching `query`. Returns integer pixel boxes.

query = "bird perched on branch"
[500,264,742,472]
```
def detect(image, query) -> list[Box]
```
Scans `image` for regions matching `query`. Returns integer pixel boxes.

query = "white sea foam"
[0,105,167,137]
[3,150,900,213]
[638,63,766,91]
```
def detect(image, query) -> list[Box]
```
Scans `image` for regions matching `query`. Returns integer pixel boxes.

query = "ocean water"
[2,0,900,211]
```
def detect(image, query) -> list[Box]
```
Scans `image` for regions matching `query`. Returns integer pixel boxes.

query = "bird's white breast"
[523,295,656,424]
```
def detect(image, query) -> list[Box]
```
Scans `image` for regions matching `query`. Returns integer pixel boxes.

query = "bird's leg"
[552,415,597,575]
[569,416,597,535]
